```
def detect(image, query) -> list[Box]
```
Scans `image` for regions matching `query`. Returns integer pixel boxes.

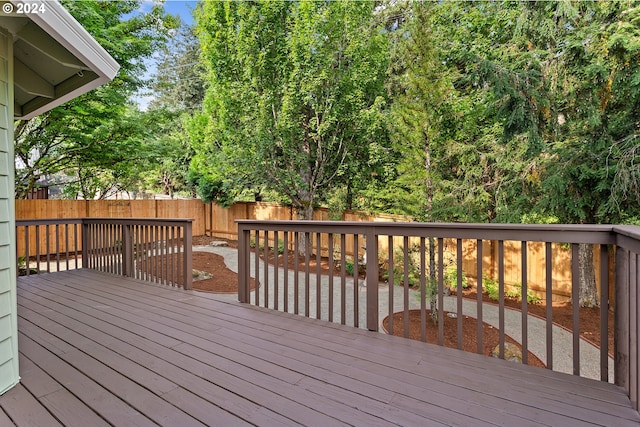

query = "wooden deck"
[2,270,639,427]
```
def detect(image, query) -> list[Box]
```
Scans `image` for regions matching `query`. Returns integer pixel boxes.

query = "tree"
[386,2,453,221]
[361,1,541,223]
[382,2,454,319]
[514,1,640,306]
[145,21,207,198]
[195,0,389,219]
[144,113,195,199]
[380,1,631,306]
[58,107,162,199]
[14,0,178,198]
[441,1,640,307]
[150,22,207,113]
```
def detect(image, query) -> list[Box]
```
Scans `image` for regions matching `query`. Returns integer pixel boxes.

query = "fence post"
[237,223,250,303]
[366,226,379,332]
[183,221,193,290]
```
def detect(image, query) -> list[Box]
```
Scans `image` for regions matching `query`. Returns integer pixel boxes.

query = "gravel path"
[196,245,614,382]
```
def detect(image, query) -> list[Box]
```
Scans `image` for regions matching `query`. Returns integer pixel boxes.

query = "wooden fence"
[15,199,395,243]
[15,199,612,303]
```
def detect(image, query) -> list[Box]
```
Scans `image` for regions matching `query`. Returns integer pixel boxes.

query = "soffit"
[0,1,119,119]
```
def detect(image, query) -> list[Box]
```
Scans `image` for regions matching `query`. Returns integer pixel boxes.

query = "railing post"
[238,223,250,303]
[616,247,630,394]
[631,253,639,410]
[183,221,193,290]
[122,224,133,277]
[366,226,379,332]
[600,244,610,382]
[81,220,89,269]
[571,243,580,376]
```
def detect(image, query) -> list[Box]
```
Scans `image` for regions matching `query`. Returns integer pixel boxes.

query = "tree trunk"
[294,196,314,255]
[423,132,439,322]
[578,243,599,307]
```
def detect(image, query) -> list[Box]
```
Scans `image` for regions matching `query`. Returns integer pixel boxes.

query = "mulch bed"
[450,289,614,357]
[190,252,257,293]
[382,309,546,368]
[139,250,257,294]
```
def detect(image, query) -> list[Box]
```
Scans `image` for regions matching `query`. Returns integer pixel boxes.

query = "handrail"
[16,217,193,289]
[237,219,640,412]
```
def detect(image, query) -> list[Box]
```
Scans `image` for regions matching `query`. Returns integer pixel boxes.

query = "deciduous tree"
[195,0,389,219]
[14,0,177,198]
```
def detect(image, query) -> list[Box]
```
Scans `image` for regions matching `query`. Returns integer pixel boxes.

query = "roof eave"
[11,0,119,120]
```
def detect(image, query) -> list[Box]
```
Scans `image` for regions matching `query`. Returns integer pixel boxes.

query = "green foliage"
[345,261,355,276]
[388,243,464,292]
[248,237,284,254]
[512,283,542,305]
[391,245,421,288]
[385,2,454,221]
[187,168,234,206]
[481,276,541,304]
[142,23,207,198]
[150,24,207,113]
[505,1,640,225]
[520,213,560,225]
[444,266,469,291]
[482,276,500,302]
[14,0,178,199]
[194,0,390,218]
[366,1,541,222]
[18,0,639,240]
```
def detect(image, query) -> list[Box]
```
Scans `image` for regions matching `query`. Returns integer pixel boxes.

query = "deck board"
[2,270,640,426]
[18,355,111,427]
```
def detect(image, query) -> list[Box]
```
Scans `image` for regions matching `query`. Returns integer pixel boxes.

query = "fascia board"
[13,0,119,79]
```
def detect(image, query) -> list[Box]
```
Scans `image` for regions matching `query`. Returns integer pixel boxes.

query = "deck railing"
[237,220,640,411]
[15,218,83,274]
[16,218,193,289]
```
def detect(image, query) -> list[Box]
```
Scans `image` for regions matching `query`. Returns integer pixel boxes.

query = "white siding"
[0,28,17,395]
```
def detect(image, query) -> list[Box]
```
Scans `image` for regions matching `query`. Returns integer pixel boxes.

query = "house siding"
[0,28,17,395]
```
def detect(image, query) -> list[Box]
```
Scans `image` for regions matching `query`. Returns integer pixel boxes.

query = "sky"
[163,0,196,26]
[135,1,197,109]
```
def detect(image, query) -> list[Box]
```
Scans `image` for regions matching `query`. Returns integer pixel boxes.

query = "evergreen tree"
[150,23,207,113]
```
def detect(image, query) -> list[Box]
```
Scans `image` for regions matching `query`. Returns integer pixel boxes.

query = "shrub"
[345,260,355,276]
[482,276,500,301]
[509,283,542,305]
[391,245,421,288]
[444,265,469,291]
[249,237,285,254]
[527,291,542,305]
[480,277,541,304]
[388,244,466,291]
